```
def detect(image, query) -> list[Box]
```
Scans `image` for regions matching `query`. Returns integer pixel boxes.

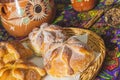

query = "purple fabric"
[0,0,120,80]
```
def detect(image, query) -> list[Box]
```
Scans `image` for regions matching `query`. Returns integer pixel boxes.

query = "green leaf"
[117,52,120,57]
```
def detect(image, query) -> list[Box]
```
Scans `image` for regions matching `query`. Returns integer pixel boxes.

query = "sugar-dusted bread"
[0,60,46,80]
[44,36,95,77]
[0,41,33,64]
[29,23,67,56]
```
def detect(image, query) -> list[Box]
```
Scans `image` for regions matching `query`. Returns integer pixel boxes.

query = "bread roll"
[44,36,95,77]
[0,60,46,80]
[29,23,67,56]
[0,41,33,64]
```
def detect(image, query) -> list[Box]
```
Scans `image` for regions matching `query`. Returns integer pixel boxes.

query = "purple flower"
[116,29,120,35]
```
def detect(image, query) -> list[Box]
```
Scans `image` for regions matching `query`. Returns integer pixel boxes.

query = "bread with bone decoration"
[43,36,95,78]
[0,41,33,65]
[0,60,46,80]
[29,23,67,56]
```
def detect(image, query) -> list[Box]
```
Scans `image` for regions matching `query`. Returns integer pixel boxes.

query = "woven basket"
[63,28,106,80]
[21,27,106,80]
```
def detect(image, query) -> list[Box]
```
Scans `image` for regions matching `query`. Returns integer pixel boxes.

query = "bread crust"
[0,61,46,80]
[0,41,33,65]
[29,23,67,56]
[44,36,95,77]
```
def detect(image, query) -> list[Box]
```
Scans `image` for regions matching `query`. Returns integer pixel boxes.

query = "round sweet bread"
[0,41,33,65]
[44,36,95,77]
[0,60,46,80]
[29,23,67,56]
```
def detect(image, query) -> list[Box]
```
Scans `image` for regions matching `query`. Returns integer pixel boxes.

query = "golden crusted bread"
[44,36,95,77]
[0,41,33,64]
[29,23,67,56]
[0,60,46,80]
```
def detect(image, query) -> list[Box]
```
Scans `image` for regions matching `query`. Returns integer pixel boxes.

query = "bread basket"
[63,28,106,80]
[21,27,106,80]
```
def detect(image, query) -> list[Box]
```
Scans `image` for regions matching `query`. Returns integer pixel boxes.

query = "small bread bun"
[44,36,95,77]
[0,41,33,64]
[0,60,46,80]
[29,23,67,56]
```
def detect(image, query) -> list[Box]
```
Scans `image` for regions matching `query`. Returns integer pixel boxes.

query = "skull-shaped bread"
[0,41,33,66]
[29,23,67,56]
[44,36,95,77]
[0,60,46,80]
